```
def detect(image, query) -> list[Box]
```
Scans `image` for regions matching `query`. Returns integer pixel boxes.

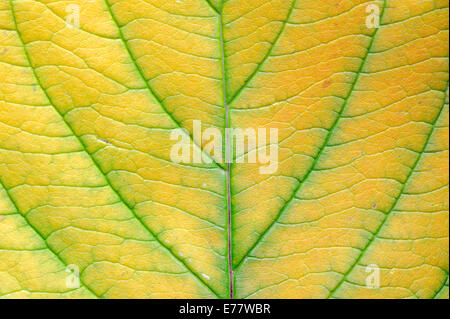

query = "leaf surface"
[0,0,448,299]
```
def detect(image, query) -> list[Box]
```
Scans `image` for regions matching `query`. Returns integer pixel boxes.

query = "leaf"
[0,0,448,299]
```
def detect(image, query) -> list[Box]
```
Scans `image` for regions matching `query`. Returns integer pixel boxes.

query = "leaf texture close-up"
[0,0,448,299]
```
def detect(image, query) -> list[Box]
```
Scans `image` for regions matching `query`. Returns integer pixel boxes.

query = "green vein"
[204,0,220,14]
[227,0,298,106]
[328,85,449,298]
[0,178,99,298]
[103,0,224,170]
[234,0,387,272]
[328,84,446,298]
[216,0,234,299]
[432,275,449,299]
[10,0,221,299]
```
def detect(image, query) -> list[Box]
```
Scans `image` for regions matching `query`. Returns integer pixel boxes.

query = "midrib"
[217,1,234,299]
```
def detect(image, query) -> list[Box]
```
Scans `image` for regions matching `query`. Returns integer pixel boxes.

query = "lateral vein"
[227,0,298,106]
[10,0,221,299]
[234,0,388,272]
[0,178,99,298]
[103,0,224,170]
[328,84,449,298]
